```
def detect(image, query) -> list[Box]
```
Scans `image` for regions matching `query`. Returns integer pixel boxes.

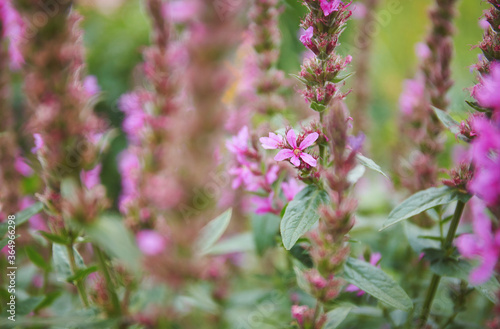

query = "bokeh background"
[23,0,483,204]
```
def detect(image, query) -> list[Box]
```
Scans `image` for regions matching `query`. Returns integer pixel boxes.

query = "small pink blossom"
[291,305,309,325]
[282,179,305,201]
[83,76,100,97]
[260,132,284,150]
[136,230,168,256]
[226,126,249,161]
[265,165,280,185]
[299,26,313,48]
[415,42,431,60]
[80,164,102,190]
[274,130,318,167]
[162,0,200,23]
[31,134,44,153]
[474,63,500,113]
[479,19,490,30]
[251,192,277,215]
[14,156,33,177]
[229,162,260,191]
[319,0,342,16]
[0,0,25,70]
[351,2,367,19]
[456,200,500,285]
[399,78,425,116]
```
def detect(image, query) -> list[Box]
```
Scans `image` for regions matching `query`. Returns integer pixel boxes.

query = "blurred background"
[14,0,486,204]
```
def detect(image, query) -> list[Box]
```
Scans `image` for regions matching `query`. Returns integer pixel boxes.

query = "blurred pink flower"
[251,192,277,215]
[229,162,260,191]
[14,156,33,177]
[474,63,500,113]
[20,197,48,232]
[282,179,305,201]
[415,42,431,60]
[265,165,280,185]
[226,126,249,162]
[468,118,500,206]
[479,19,490,30]
[291,305,308,325]
[351,2,367,19]
[320,0,342,16]
[260,132,284,150]
[456,200,500,285]
[80,164,102,190]
[274,130,318,167]
[0,0,25,70]
[136,230,167,256]
[83,76,100,97]
[162,0,200,23]
[31,134,44,153]
[399,78,425,116]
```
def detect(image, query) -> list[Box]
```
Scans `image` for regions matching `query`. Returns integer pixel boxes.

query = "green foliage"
[252,213,281,256]
[196,208,232,256]
[281,185,330,250]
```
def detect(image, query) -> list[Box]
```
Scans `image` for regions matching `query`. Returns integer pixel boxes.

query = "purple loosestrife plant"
[398,0,458,194]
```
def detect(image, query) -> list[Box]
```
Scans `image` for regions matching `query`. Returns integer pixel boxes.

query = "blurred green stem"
[418,201,466,327]
[67,244,89,307]
[95,245,122,317]
[319,111,326,166]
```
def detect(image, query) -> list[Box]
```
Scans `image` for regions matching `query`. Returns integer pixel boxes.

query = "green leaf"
[310,102,327,112]
[0,237,9,250]
[26,246,50,271]
[251,213,280,256]
[432,107,470,143]
[404,221,441,254]
[67,265,98,283]
[16,297,44,317]
[196,208,232,255]
[465,100,489,113]
[281,185,330,250]
[9,202,44,227]
[293,265,311,294]
[206,232,255,255]
[40,231,70,245]
[290,244,314,268]
[347,164,366,184]
[86,214,141,273]
[34,291,62,311]
[356,154,389,179]
[380,186,471,231]
[430,258,500,303]
[324,306,353,329]
[331,72,354,83]
[52,244,85,282]
[342,257,413,311]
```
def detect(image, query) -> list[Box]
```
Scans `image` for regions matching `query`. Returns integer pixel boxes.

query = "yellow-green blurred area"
[76,0,487,199]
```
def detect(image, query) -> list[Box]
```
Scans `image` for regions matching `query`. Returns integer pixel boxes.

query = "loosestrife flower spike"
[273,130,319,167]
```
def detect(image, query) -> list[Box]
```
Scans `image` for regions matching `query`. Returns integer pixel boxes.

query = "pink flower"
[479,19,490,30]
[226,126,249,162]
[136,230,168,256]
[229,162,260,191]
[119,92,148,142]
[162,0,200,23]
[251,192,276,215]
[80,164,102,190]
[265,165,280,185]
[299,26,313,48]
[0,0,25,70]
[14,156,33,177]
[282,179,305,201]
[456,200,500,285]
[319,0,342,16]
[291,305,309,325]
[83,76,100,97]
[260,132,284,150]
[346,252,382,295]
[415,42,431,60]
[468,118,500,206]
[474,63,500,113]
[399,78,425,116]
[31,134,44,153]
[274,130,318,167]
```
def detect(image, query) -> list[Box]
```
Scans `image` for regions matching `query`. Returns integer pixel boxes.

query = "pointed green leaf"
[432,107,470,143]
[310,102,327,112]
[381,186,471,231]
[342,257,413,311]
[52,244,85,282]
[8,202,44,227]
[196,208,232,255]
[26,246,50,271]
[40,231,70,245]
[356,154,389,179]
[324,306,353,329]
[281,185,330,250]
[67,265,98,283]
[251,213,280,256]
[347,164,366,184]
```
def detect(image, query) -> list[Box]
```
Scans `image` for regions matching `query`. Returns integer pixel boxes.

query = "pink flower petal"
[290,155,301,167]
[275,149,294,161]
[299,132,319,150]
[300,153,317,167]
[286,130,298,149]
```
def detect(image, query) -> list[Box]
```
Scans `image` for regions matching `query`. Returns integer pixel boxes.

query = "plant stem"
[66,244,89,307]
[418,201,466,327]
[95,245,122,317]
[319,111,326,166]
